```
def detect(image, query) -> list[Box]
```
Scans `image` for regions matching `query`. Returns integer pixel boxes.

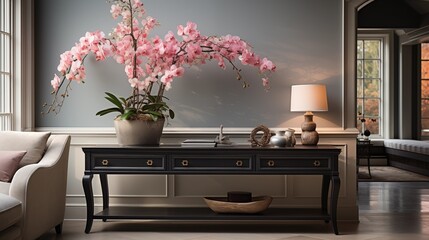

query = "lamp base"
[301,130,319,145]
[300,112,319,145]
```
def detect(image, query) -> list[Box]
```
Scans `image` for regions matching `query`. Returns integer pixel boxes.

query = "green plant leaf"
[142,103,166,110]
[119,97,128,107]
[96,107,122,116]
[150,115,158,121]
[105,92,124,113]
[147,95,157,103]
[146,110,163,117]
[121,108,137,120]
[169,109,175,119]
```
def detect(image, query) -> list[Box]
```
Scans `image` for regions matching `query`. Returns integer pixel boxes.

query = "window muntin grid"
[421,43,429,137]
[356,39,383,136]
[0,0,12,131]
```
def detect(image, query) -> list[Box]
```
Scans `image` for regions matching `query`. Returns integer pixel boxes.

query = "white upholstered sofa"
[0,132,71,240]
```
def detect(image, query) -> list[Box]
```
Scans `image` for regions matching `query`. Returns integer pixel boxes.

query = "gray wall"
[35,0,343,128]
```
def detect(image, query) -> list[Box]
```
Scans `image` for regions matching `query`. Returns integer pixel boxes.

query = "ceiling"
[358,0,429,29]
[358,0,429,44]
[404,0,429,15]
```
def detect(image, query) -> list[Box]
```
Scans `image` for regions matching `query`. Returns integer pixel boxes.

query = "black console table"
[82,145,341,234]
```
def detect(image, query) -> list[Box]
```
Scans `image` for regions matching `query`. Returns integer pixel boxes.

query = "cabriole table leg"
[82,174,94,234]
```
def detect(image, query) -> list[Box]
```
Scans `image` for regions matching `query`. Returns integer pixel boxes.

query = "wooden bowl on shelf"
[203,196,272,214]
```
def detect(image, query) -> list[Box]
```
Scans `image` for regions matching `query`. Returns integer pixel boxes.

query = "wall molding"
[36,127,359,136]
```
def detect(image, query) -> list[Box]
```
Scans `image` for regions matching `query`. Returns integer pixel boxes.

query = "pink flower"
[128,77,146,91]
[143,16,157,30]
[160,74,173,90]
[186,43,202,62]
[74,66,86,82]
[128,78,138,87]
[213,54,226,69]
[152,36,165,55]
[260,58,276,72]
[239,49,259,66]
[262,78,270,88]
[121,9,131,20]
[136,42,152,56]
[57,51,73,74]
[110,4,122,19]
[164,31,175,42]
[178,21,200,41]
[95,42,112,61]
[133,0,145,17]
[184,22,197,35]
[177,25,184,36]
[70,60,82,73]
[51,74,61,91]
[170,65,184,77]
[160,65,184,90]
[125,65,134,79]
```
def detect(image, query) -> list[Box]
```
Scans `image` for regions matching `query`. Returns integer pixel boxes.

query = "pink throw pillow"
[0,151,27,182]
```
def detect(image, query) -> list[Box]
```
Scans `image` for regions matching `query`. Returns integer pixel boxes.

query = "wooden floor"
[38,182,429,240]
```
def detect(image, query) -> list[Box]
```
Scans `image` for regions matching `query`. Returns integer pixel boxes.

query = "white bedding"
[384,139,429,155]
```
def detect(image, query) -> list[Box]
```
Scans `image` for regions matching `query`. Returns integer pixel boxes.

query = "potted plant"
[45,0,276,145]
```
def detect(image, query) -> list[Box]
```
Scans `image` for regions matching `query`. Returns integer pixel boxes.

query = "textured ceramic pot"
[301,131,319,146]
[114,118,165,146]
[270,130,287,147]
[285,128,296,147]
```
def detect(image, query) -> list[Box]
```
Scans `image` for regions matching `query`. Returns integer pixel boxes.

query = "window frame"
[2,0,33,131]
[357,31,394,139]
[0,0,13,131]
[419,43,429,139]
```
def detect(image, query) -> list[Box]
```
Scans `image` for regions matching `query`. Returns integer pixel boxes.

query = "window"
[421,43,429,137]
[0,0,12,130]
[356,38,383,137]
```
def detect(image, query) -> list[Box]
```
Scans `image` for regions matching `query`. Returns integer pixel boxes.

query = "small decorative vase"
[114,118,165,146]
[363,130,371,140]
[270,130,287,147]
[285,128,296,147]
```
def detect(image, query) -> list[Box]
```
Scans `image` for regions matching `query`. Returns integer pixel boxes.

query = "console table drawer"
[92,155,166,171]
[258,157,330,170]
[171,156,253,171]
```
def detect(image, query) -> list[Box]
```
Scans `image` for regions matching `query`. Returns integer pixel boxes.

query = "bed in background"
[384,139,429,176]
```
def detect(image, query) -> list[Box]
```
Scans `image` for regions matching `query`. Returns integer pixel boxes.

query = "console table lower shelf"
[94,207,332,221]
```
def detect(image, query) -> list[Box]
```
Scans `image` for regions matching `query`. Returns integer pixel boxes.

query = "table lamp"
[290,84,328,145]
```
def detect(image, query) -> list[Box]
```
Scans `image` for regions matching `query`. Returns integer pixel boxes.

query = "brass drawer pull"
[267,160,275,167]
[101,159,109,166]
[146,160,153,166]
[181,160,189,167]
[236,160,243,167]
[313,160,321,167]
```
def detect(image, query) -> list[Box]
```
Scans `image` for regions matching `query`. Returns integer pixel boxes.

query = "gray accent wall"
[35,0,343,128]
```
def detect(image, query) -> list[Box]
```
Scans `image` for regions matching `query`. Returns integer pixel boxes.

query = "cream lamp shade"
[290,84,328,112]
[290,84,328,145]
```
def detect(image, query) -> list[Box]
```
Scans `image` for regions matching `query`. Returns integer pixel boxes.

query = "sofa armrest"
[8,135,71,240]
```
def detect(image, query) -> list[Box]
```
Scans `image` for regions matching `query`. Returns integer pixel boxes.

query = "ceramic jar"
[270,130,287,147]
[285,128,296,147]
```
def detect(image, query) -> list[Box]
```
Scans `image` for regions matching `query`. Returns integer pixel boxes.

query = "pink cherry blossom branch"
[44,0,276,117]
